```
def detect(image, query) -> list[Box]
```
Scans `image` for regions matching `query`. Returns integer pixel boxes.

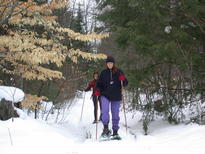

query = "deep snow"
[0,91,205,154]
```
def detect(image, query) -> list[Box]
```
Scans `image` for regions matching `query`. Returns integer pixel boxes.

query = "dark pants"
[92,95,102,121]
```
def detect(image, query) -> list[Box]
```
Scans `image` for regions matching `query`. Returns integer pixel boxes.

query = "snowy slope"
[0,91,205,154]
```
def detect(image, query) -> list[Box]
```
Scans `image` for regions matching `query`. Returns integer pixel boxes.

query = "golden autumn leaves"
[0,0,109,81]
[21,94,48,111]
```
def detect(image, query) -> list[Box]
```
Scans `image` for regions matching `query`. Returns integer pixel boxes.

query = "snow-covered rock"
[0,86,25,103]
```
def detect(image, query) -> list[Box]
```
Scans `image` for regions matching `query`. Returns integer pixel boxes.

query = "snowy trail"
[0,91,205,154]
[54,91,205,154]
[58,91,137,142]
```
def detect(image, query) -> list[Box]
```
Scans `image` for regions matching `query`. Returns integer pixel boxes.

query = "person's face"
[94,74,98,80]
[107,62,114,69]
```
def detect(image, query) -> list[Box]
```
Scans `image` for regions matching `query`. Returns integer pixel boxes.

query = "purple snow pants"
[100,96,121,131]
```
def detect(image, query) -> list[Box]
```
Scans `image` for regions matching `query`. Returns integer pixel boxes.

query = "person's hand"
[119,75,125,81]
[94,90,101,96]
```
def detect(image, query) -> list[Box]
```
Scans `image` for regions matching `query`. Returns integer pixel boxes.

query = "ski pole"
[96,97,99,140]
[80,91,86,121]
[8,128,13,146]
[121,80,128,133]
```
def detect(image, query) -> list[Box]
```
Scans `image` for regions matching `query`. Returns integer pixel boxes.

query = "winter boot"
[92,120,98,124]
[100,125,111,140]
[110,130,121,140]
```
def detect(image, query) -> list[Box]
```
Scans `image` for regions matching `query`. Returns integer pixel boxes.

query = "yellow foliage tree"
[0,0,108,81]
[21,94,48,110]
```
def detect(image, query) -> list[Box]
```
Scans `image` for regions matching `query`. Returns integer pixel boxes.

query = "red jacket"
[85,79,97,95]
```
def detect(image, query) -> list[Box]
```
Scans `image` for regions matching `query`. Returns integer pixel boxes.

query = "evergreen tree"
[96,0,205,125]
[71,3,88,50]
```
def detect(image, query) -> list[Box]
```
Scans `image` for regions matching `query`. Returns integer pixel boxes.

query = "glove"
[119,75,125,81]
[94,90,101,96]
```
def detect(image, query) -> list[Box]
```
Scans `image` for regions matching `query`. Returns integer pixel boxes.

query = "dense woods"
[0,0,205,134]
[0,0,107,105]
[95,0,205,133]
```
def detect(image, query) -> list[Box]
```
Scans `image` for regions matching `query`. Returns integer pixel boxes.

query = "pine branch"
[183,12,205,35]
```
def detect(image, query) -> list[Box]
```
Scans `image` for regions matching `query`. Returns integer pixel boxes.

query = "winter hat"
[106,56,115,63]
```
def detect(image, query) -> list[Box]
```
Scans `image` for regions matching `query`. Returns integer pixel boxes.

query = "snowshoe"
[110,130,121,140]
[92,120,98,124]
[110,134,122,140]
[99,128,111,141]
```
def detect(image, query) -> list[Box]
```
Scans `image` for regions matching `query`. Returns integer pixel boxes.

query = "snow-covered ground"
[0,91,205,154]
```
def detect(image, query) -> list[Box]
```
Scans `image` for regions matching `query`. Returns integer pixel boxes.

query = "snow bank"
[0,118,78,154]
[0,86,25,103]
[1,91,205,154]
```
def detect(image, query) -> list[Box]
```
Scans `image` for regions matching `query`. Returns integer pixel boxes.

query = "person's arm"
[84,81,92,92]
[118,69,128,87]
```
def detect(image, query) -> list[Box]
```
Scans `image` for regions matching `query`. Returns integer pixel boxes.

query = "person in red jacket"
[84,72,102,123]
